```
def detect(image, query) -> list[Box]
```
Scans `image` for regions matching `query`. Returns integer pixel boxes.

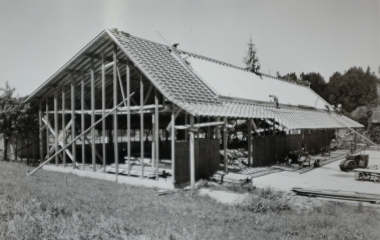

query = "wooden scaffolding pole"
[223,117,228,173]
[39,101,43,164]
[151,112,155,167]
[216,117,220,139]
[113,44,119,179]
[71,75,76,169]
[46,97,49,161]
[140,72,144,178]
[126,62,131,176]
[155,88,159,180]
[102,51,106,173]
[54,88,58,166]
[81,68,85,170]
[171,104,175,183]
[185,113,188,141]
[248,118,252,167]
[91,58,96,171]
[189,115,195,189]
[62,85,66,167]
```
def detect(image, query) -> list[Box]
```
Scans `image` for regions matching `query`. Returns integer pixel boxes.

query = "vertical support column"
[102,51,106,173]
[81,68,85,170]
[223,117,228,173]
[39,101,43,164]
[126,62,131,176]
[71,75,76,169]
[155,88,159,180]
[197,116,200,139]
[46,97,49,160]
[171,104,175,183]
[216,117,220,139]
[189,115,195,189]
[91,59,96,170]
[113,44,119,179]
[185,113,188,141]
[248,118,252,167]
[151,113,155,167]
[62,85,66,167]
[54,88,58,166]
[140,72,144,178]
[207,117,211,139]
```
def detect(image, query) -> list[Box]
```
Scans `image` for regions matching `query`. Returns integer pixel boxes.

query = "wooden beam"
[62,85,66,167]
[216,117,220,139]
[54,89,58,166]
[81,68,86,170]
[126,62,131,177]
[71,75,76,169]
[185,113,188,142]
[116,66,127,108]
[113,44,119,179]
[248,118,252,167]
[102,50,106,173]
[91,58,96,171]
[144,84,153,105]
[155,88,159,180]
[223,117,228,173]
[171,104,175,184]
[207,117,211,139]
[46,97,49,161]
[140,72,144,178]
[39,101,43,165]
[251,119,261,136]
[189,115,195,189]
[151,113,155,168]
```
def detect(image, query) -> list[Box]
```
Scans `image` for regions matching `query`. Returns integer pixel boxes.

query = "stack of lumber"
[106,164,170,178]
[292,187,380,204]
[212,171,252,184]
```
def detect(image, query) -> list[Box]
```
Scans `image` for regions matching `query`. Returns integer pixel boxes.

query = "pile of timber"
[106,164,170,178]
[292,187,380,204]
[212,171,252,184]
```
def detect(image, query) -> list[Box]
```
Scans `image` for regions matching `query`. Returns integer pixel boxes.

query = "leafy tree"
[243,36,260,73]
[277,72,298,83]
[0,82,38,161]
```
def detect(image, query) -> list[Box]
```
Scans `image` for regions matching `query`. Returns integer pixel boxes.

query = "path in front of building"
[252,150,380,194]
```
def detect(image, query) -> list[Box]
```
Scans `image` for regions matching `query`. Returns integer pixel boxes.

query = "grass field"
[0,161,379,239]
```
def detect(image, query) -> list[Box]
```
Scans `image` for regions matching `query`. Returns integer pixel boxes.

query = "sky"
[0,0,379,96]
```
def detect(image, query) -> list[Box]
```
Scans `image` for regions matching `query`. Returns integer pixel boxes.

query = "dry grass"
[0,161,380,239]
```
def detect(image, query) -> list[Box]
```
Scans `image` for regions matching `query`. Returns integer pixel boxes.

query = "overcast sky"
[0,0,379,96]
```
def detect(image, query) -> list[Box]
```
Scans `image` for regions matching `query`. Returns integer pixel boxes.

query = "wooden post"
[140,72,144,178]
[207,117,211,139]
[126,62,131,176]
[113,44,119,179]
[171,105,175,183]
[185,113,188,141]
[248,118,252,167]
[151,113,155,167]
[102,51,106,173]
[71,75,76,169]
[46,97,49,161]
[39,101,43,164]
[81,68,85,170]
[189,115,195,189]
[54,88,58,166]
[91,59,96,171]
[224,117,228,173]
[155,88,159,180]
[62,85,66,167]
[216,117,220,140]
[197,116,200,139]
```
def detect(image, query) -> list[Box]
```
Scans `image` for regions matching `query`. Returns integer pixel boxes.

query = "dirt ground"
[253,150,380,194]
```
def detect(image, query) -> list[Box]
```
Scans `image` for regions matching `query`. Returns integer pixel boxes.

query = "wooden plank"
[126,62,131,176]
[116,66,127,108]
[39,101,43,164]
[81,68,86,170]
[91,59,96,169]
[113,43,119,179]
[171,104,175,183]
[54,89,58,166]
[71,75,76,169]
[140,72,144,178]
[216,117,220,140]
[248,118,252,167]
[46,97,49,160]
[62,85,66,167]
[151,113,155,167]
[102,51,106,173]
[223,117,228,173]
[155,88,159,180]
[166,107,181,131]
[190,115,195,189]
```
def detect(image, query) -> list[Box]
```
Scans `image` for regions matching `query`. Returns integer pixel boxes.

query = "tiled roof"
[109,29,219,104]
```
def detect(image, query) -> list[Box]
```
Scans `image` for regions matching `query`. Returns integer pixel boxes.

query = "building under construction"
[25,28,363,188]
